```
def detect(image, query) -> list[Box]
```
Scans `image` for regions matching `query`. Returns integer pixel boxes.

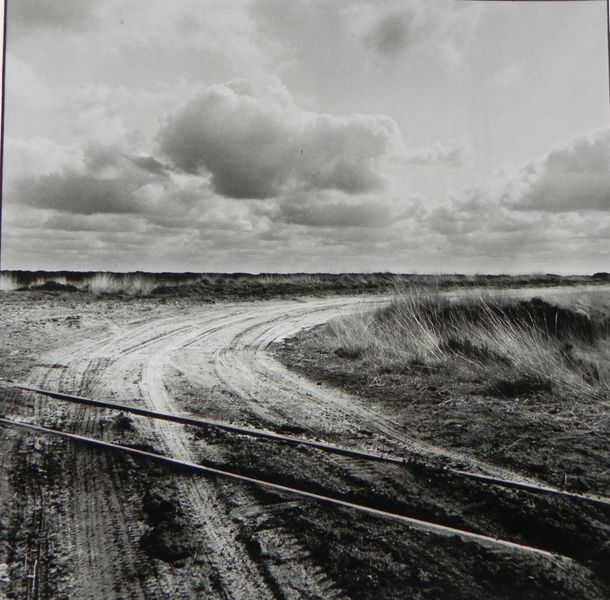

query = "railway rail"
[1,380,609,567]
[2,381,609,509]
[0,416,569,561]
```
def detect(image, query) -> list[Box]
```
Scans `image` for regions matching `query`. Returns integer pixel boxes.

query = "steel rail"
[0,416,570,561]
[1,381,408,465]
[3,381,610,509]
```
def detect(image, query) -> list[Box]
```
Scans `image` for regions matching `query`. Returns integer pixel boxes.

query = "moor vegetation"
[278,287,610,493]
[319,289,610,402]
[1,270,608,299]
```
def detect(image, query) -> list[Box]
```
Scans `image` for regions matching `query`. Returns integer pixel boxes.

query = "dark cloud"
[10,0,98,32]
[504,129,610,212]
[158,80,399,199]
[364,12,412,56]
[363,6,436,57]
[15,174,146,215]
[129,155,169,175]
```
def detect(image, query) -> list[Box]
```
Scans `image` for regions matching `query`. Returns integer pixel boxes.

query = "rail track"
[3,381,609,510]
[2,381,609,568]
[0,416,565,560]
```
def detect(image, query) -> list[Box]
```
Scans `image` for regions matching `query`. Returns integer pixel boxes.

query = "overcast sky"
[2,0,609,274]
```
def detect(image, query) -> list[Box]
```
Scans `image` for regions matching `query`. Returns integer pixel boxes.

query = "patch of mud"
[269,502,606,600]
[140,489,198,563]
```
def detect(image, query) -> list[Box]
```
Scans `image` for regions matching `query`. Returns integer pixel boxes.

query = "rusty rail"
[2,381,609,509]
[0,416,570,561]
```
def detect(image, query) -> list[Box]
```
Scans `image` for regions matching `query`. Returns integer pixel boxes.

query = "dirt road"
[1,290,608,599]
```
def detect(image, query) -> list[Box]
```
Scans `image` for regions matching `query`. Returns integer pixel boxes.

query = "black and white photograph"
[1,0,609,598]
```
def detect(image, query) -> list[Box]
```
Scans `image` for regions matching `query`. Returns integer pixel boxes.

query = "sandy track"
[4,288,608,599]
[12,297,377,599]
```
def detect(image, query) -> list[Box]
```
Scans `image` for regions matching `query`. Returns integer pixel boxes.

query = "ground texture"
[0,288,609,599]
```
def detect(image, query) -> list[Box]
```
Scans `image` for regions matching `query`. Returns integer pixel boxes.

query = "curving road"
[18,295,392,599]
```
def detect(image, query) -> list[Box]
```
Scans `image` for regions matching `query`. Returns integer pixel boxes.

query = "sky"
[1,0,609,274]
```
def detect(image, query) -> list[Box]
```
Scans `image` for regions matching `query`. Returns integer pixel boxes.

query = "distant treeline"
[1,270,608,298]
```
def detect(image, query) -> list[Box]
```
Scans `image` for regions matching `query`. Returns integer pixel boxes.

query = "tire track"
[136,311,349,599]
[24,328,153,600]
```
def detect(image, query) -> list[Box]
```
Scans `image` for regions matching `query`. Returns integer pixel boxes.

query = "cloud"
[279,192,407,229]
[404,129,610,272]
[4,136,85,180]
[363,9,431,56]
[41,213,143,234]
[257,0,484,70]
[404,135,473,168]
[6,137,156,216]
[5,128,274,239]
[353,0,483,68]
[129,155,169,175]
[158,79,401,199]
[503,129,610,212]
[15,174,148,215]
[10,0,99,32]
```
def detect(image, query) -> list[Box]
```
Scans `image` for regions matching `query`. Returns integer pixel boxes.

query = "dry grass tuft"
[319,287,610,402]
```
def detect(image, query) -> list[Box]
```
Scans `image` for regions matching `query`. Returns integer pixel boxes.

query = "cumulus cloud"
[503,129,610,212]
[4,127,276,246]
[405,129,610,272]
[6,138,164,217]
[158,79,401,199]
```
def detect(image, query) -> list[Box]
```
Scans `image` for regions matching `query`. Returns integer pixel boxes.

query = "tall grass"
[321,288,610,400]
[0,271,200,295]
[0,273,22,291]
[0,273,75,291]
[85,273,157,295]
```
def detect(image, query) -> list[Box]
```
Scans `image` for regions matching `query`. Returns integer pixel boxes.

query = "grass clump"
[321,288,610,400]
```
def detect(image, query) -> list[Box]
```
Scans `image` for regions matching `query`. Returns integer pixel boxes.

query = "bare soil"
[1,288,609,599]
